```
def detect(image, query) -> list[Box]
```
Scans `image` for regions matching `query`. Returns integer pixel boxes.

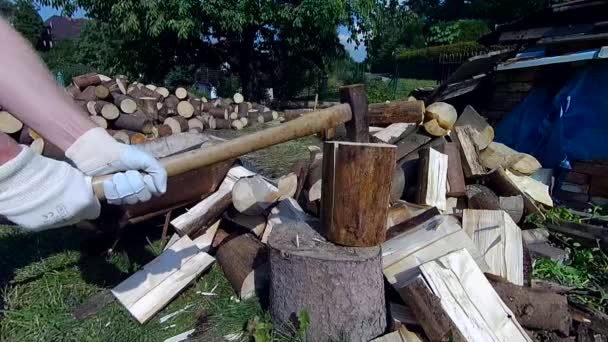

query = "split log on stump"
[209,117,231,129]
[321,141,396,247]
[425,102,457,130]
[175,87,188,100]
[488,278,571,335]
[209,107,228,119]
[339,84,370,143]
[466,184,501,210]
[0,111,23,134]
[73,73,101,89]
[177,101,195,118]
[232,175,280,215]
[90,116,108,128]
[368,100,425,125]
[416,147,448,211]
[163,116,189,134]
[453,125,486,178]
[155,87,170,98]
[187,118,204,132]
[216,230,269,300]
[438,143,466,197]
[113,94,138,114]
[114,114,153,134]
[268,216,386,342]
[455,105,494,150]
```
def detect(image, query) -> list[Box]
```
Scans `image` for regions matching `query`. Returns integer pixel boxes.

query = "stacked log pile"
[65,83,605,342]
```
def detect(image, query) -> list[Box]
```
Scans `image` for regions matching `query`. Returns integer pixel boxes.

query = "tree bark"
[321,141,395,247]
[114,114,153,134]
[368,100,425,125]
[268,215,386,342]
[73,73,101,89]
[163,116,189,134]
[113,94,138,114]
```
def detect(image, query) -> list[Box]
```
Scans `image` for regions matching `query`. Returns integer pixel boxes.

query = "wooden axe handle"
[92,103,352,200]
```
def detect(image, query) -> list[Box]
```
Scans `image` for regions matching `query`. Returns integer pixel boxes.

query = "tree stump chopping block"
[268,219,386,342]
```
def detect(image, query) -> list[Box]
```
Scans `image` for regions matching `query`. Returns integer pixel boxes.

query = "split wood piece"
[373,123,417,144]
[216,231,269,300]
[74,85,97,102]
[385,201,430,230]
[439,143,466,197]
[191,219,221,252]
[257,111,277,123]
[305,146,323,202]
[500,195,524,223]
[397,275,461,341]
[187,118,204,132]
[466,184,501,210]
[157,124,173,138]
[394,130,432,161]
[268,215,386,342]
[115,78,128,95]
[233,93,244,104]
[488,278,571,335]
[155,87,170,98]
[504,169,553,207]
[124,131,145,145]
[231,120,244,130]
[484,168,542,216]
[368,100,425,125]
[425,102,457,130]
[383,217,490,290]
[453,125,486,178]
[170,166,255,236]
[208,107,228,119]
[111,130,131,144]
[389,302,419,327]
[423,119,448,137]
[0,111,23,134]
[177,101,195,118]
[90,116,108,128]
[114,114,153,134]
[416,147,448,211]
[417,249,532,342]
[455,105,494,150]
[232,175,280,215]
[145,84,157,91]
[480,142,541,175]
[321,141,396,247]
[462,209,524,286]
[95,85,112,100]
[163,116,189,134]
[339,84,370,143]
[73,73,101,89]
[138,97,159,120]
[262,198,308,243]
[371,326,423,342]
[113,94,138,114]
[111,235,215,323]
[175,87,188,100]
[223,208,266,237]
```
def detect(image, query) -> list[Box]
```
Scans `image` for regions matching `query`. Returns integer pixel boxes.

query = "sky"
[37,6,367,63]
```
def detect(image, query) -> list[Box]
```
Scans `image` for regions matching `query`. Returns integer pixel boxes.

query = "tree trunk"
[239,27,257,100]
[114,114,153,133]
[268,215,386,342]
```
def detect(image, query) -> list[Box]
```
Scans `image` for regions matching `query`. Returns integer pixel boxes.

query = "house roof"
[44,16,87,41]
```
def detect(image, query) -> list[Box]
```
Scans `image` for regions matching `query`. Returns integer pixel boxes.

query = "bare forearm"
[0,132,21,166]
[0,18,95,151]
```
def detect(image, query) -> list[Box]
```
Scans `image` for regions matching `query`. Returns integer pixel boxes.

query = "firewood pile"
[0,72,282,151]
[59,84,606,341]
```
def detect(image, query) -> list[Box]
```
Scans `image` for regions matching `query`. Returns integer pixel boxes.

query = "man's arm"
[0,18,96,151]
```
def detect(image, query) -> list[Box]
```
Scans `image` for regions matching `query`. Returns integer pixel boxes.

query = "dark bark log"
[466,184,501,210]
[113,94,138,114]
[73,73,101,89]
[114,114,153,134]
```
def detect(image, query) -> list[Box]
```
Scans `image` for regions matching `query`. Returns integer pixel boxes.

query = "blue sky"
[37,6,367,62]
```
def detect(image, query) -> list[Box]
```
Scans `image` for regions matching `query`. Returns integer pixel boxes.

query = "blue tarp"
[495,62,608,167]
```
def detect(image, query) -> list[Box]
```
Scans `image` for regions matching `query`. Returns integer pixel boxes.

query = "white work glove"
[0,146,101,232]
[66,127,167,205]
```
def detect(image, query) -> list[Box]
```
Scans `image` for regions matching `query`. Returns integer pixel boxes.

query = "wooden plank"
[453,126,486,178]
[128,252,215,323]
[439,143,466,197]
[394,131,432,160]
[340,84,370,143]
[546,222,608,243]
[191,219,220,252]
[504,169,553,207]
[373,123,417,144]
[462,209,524,286]
[420,249,533,342]
[321,141,396,247]
[111,236,200,310]
[454,105,494,150]
[416,147,448,211]
[564,171,590,185]
[589,175,608,196]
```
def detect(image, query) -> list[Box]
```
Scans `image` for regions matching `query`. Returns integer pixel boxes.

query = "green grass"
[0,225,263,342]
[322,77,437,103]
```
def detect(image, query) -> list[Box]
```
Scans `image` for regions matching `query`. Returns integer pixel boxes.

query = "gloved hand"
[66,127,167,205]
[0,146,101,231]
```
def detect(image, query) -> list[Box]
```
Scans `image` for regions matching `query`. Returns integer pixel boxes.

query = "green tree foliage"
[366,0,425,68]
[12,1,43,47]
[40,0,374,100]
[0,0,15,19]
[426,20,490,46]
